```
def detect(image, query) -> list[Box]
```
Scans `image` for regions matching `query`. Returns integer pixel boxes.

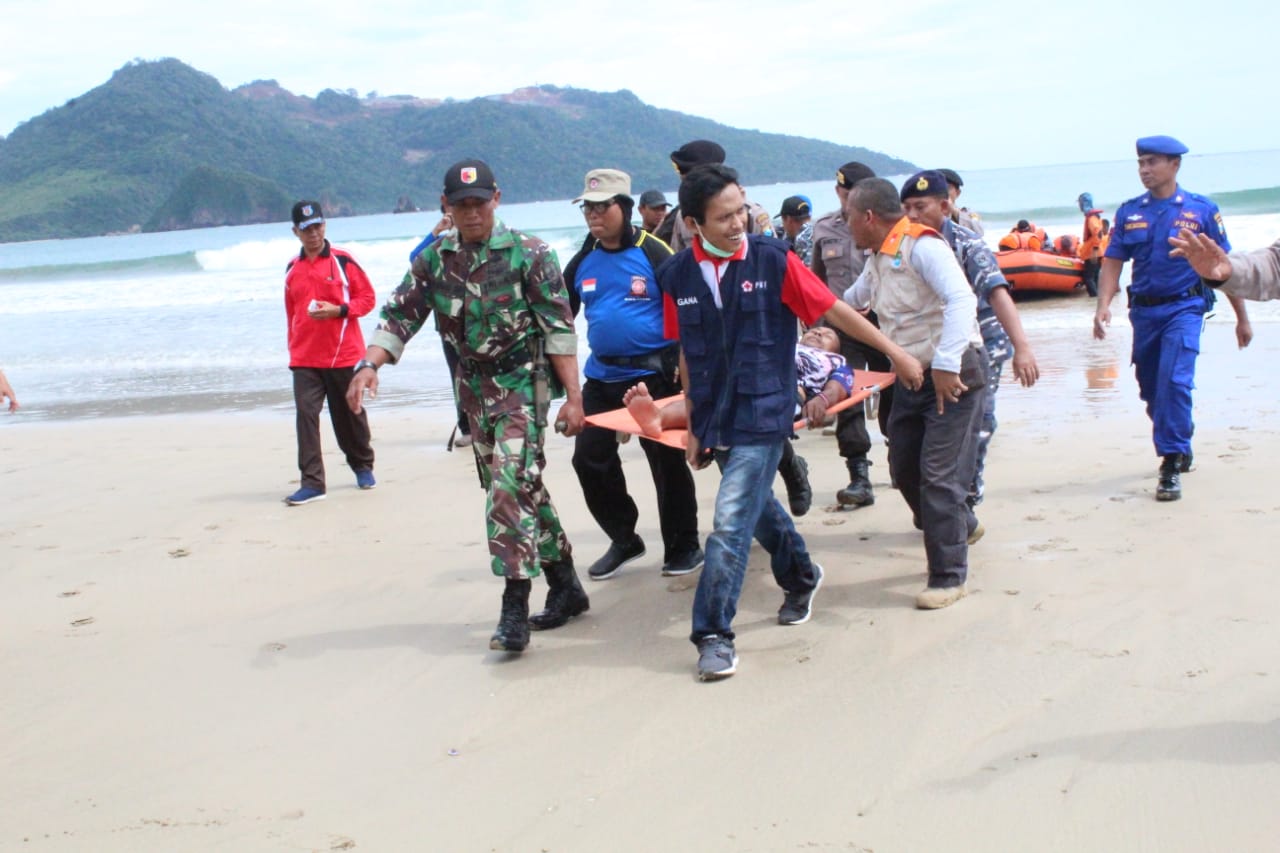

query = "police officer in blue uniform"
[1093,136,1253,501]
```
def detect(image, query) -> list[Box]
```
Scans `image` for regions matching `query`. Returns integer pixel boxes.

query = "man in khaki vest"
[843,178,987,611]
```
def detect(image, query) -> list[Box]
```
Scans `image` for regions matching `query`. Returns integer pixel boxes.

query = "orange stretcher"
[583,369,897,450]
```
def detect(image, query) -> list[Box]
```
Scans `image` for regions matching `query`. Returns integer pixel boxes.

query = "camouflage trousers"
[970,314,1012,505]
[458,370,572,580]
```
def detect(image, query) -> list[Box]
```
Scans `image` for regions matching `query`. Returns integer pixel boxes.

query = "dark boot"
[778,443,813,517]
[489,578,531,652]
[529,560,590,631]
[1156,454,1183,502]
[837,458,875,508]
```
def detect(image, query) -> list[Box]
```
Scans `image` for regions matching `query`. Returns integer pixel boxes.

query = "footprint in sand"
[1228,441,1250,452]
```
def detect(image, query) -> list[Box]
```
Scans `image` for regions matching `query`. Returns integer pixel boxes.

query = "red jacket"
[285,241,376,368]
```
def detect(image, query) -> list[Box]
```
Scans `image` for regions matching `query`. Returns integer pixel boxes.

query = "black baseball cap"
[443,159,498,204]
[837,162,875,189]
[777,195,812,218]
[291,200,324,229]
[638,189,669,208]
[937,168,964,189]
[670,140,726,175]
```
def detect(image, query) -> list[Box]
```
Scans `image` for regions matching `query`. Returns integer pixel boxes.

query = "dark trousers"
[887,348,987,589]
[292,366,374,491]
[573,373,700,562]
[1082,258,1101,297]
[834,328,894,465]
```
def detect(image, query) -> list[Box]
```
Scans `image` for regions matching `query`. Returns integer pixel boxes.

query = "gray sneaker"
[778,562,823,625]
[696,635,738,681]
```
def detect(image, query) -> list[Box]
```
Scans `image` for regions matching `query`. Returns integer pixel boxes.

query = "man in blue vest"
[657,164,924,681]
[1093,136,1252,500]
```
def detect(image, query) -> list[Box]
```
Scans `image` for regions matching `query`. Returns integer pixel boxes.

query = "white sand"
[2,320,1279,851]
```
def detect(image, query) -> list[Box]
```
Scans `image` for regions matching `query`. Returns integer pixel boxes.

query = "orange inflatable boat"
[996,249,1084,295]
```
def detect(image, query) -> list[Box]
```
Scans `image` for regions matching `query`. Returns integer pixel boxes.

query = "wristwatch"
[353,359,379,374]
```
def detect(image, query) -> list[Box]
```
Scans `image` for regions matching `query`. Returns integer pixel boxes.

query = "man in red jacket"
[283,200,377,505]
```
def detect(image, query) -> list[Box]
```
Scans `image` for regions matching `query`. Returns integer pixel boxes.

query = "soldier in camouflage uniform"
[899,171,1040,508]
[346,159,589,655]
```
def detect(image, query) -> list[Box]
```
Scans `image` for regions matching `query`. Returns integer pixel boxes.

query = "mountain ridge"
[0,58,915,242]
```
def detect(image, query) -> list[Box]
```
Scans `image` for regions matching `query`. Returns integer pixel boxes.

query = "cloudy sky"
[2,0,1273,170]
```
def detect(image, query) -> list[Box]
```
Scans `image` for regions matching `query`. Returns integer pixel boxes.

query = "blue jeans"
[690,441,818,642]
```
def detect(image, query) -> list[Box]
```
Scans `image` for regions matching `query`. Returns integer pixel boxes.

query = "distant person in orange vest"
[998,220,1042,252]
[1100,218,1112,254]
[1077,192,1105,296]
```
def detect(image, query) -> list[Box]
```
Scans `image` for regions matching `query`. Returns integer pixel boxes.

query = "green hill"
[0,58,915,243]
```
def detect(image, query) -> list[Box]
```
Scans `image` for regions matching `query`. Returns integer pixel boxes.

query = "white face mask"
[695,225,737,259]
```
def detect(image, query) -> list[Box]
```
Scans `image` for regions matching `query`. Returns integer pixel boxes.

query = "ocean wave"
[0,251,202,283]
[985,186,1280,225]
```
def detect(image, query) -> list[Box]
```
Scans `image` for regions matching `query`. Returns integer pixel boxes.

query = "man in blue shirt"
[1093,136,1252,501]
[564,169,703,582]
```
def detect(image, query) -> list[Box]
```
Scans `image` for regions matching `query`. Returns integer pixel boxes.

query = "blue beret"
[900,170,949,201]
[1136,135,1188,156]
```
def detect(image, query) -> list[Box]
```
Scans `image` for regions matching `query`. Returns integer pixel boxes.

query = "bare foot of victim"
[623,382,664,438]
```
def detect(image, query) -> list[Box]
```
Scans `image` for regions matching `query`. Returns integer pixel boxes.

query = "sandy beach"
[3,318,1279,852]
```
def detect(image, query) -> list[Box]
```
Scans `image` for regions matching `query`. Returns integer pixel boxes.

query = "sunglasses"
[580,200,616,215]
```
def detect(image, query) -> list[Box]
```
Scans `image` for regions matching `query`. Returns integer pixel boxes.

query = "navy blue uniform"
[1105,185,1229,456]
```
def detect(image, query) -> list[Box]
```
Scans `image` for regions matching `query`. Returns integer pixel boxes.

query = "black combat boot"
[837,458,875,508]
[1156,454,1183,502]
[778,443,813,517]
[490,578,532,652]
[529,560,590,631]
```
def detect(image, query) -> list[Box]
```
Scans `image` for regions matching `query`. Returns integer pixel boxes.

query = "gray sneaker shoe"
[778,562,823,625]
[696,635,738,681]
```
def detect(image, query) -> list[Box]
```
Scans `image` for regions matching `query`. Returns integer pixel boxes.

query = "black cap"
[936,168,963,189]
[777,195,812,218]
[899,170,949,202]
[638,189,669,208]
[443,159,498,204]
[291,200,324,228]
[670,140,726,175]
[1016,219,1031,231]
[837,161,875,189]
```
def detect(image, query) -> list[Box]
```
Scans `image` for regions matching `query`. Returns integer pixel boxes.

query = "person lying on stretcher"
[623,326,855,516]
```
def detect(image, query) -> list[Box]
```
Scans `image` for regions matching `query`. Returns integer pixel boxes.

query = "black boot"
[1156,454,1183,502]
[490,578,531,652]
[778,443,813,517]
[837,458,875,508]
[529,560,590,631]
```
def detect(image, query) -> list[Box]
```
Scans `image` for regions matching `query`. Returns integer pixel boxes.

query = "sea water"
[2,150,1278,422]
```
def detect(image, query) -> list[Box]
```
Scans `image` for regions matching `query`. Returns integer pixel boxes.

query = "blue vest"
[658,235,798,447]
